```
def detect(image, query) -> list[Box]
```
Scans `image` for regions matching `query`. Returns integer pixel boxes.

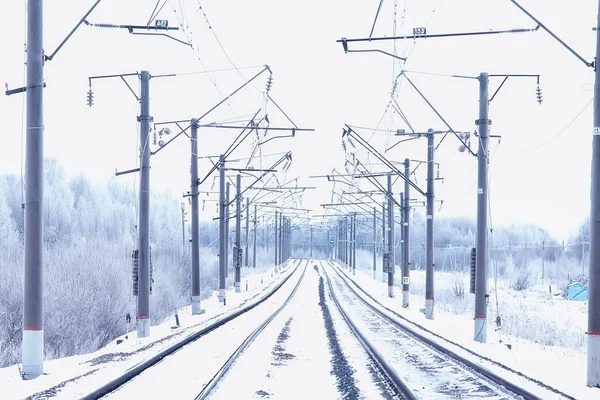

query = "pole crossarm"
[227,152,293,206]
[82,19,187,46]
[197,111,263,185]
[337,25,539,45]
[344,126,427,197]
[44,0,104,62]
[152,66,271,156]
[509,0,593,68]
[195,124,314,132]
[401,72,477,156]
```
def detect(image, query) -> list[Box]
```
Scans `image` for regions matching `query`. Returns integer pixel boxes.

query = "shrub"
[510,268,532,291]
[451,274,465,299]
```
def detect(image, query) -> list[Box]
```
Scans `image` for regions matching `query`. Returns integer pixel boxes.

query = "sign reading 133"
[413,27,427,37]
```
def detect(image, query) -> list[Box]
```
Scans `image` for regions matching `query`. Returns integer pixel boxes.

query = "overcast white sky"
[0,0,597,242]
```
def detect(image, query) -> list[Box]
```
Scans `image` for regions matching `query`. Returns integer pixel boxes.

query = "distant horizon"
[0,156,586,243]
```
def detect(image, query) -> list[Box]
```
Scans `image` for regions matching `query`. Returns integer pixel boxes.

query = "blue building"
[567,282,588,301]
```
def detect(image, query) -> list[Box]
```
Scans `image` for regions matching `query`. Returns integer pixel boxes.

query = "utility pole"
[235,174,242,293]
[226,182,231,280]
[589,0,600,385]
[282,216,286,263]
[338,219,341,262]
[328,230,331,260]
[382,201,386,279]
[310,225,313,258]
[340,218,343,263]
[253,204,257,268]
[286,217,290,261]
[352,212,357,275]
[373,207,377,279]
[274,210,279,269]
[137,71,152,338]
[245,198,250,267]
[542,240,545,283]
[337,219,341,262]
[181,202,186,250]
[347,215,351,269]
[400,192,408,307]
[279,212,283,267]
[474,72,490,343]
[340,218,344,264]
[402,160,411,308]
[387,175,395,298]
[348,214,353,270]
[22,0,44,379]
[190,119,204,314]
[425,129,435,320]
[218,156,226,303]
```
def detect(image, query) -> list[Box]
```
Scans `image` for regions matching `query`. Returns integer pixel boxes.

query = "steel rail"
[328,261,575,400]
[79,260,303,400]
[196,259,308,399]
[321,263,419,400]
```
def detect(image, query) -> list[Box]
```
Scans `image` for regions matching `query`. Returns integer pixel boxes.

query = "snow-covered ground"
[334,261,598,400]
[326,263,517,399]
[0,261,297,400]
[205,259,385,399]
[6,258,594,399]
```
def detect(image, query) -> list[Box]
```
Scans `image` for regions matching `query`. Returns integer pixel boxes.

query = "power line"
[525,97,593,151]
[167,0,238,117]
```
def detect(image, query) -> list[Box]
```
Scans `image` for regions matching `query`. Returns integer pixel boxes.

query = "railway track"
[79,259,305,400]
[195,260,307,399]
[323,262,557,400]
[328,261,576,400]
[321,261,418,400]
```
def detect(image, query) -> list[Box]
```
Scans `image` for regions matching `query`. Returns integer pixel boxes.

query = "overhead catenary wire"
[524,97,593,151]
[365,1,439,145]
[195,0,257,90]
[167,0,238,117]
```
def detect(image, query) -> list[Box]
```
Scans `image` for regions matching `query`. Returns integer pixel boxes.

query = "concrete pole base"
[388,286,395,298]
[191,295,204,315]
[402,291,409,308]
[22,329,44,379]
[353,268,356,276]
[587,334,600,386]
[137,318,150,338]
[235,282,241,293]
[473,317,487,343]
[372,270,376,280]
[218,288,226,304]
[425,299,434,320]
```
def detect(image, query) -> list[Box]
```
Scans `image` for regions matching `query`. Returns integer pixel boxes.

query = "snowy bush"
[451,274,465,299]
[509,268,533,291]
[0,159,279,369]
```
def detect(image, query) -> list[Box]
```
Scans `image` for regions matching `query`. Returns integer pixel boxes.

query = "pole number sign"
[413,27,427,37]
[155,20,169,28]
